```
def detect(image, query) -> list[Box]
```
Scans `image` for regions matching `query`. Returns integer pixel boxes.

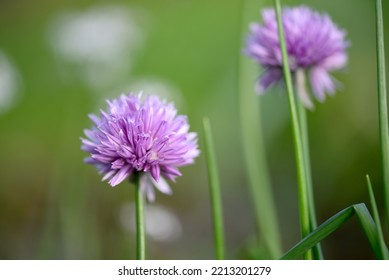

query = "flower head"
[245,6,348,108]
[81,93,199,201]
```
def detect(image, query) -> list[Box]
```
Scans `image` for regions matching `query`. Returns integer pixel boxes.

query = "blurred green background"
[0,0,388,259]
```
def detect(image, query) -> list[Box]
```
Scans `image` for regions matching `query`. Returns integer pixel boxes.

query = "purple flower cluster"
[81,93,199,201]
[245,6,348,108]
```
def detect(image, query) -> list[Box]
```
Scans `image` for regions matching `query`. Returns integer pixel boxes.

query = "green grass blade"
[202,118,226,260]
[353,203,389,259]
[296,98,323,260]
[273,0,311,259]
[134,173,146,260]
[238,0,282,258]
[366,175,389,259]
[375,0,389,234]
[281,205,354,260]
[281,203,388,260]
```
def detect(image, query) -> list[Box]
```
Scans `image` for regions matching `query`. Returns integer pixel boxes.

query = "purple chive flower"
[245,6,348,108]
[81,93,199,201]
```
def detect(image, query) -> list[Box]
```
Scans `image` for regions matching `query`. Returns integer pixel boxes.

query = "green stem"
[375,0,389,234]
[238,0,282,258]
[134,173,146,260]
[296,99,323,259]
[281,203,389,260]
[273,0,311,259]
[203,118,226,260]
[366,175,389,259]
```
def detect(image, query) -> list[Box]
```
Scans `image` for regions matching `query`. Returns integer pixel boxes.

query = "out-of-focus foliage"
[0,0,388,259]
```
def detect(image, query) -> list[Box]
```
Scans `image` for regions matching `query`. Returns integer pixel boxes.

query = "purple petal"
[140,174,156,202]
[150,165,160,182]
[112,158,125,169]
[150,175,172,195]
[162,166,182,177]
[91,154,114,163]
[295,69,314,109]
[309,67,336,101]
[256,67,283,94]
[102,169,116,181]
[320,52,348,71]
[109,165,132,186]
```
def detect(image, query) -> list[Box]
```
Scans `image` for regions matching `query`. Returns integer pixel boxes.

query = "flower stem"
[375,0,389,235]
[296,100,323,260]
[366,175,389,260]
[134,173,146,260]
[238,0,282,258]
[273,0,311,259]
[203,118,226,260]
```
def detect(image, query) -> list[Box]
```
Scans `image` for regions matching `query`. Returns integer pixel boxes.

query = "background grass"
[0,0,388,259]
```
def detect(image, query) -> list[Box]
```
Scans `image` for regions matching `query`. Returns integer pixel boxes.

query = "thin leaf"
[375,0,389,234]
[353,204,389,259]
[296,96,323,260]
[281,203,389,260]
[273,0,311,259]
[366,175,389,259]
[238,0,282,258]
[202,118,226,260]
[281,205,354,260]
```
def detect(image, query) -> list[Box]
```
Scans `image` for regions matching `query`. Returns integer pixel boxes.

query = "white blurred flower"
[48,5,147,90]
[120,203,182,243]
[0,51,21,114]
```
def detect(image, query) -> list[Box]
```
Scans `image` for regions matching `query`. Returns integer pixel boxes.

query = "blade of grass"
[354,203,389,259]
[202,118,226,260]
[366,175,389,259]
[273,0,311,259]
[134,173,146,260]
[281,203,389,260]
[375,0,389,234]
[238,0,282,258]
[281,205,354,260]
[296,99,323,260]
